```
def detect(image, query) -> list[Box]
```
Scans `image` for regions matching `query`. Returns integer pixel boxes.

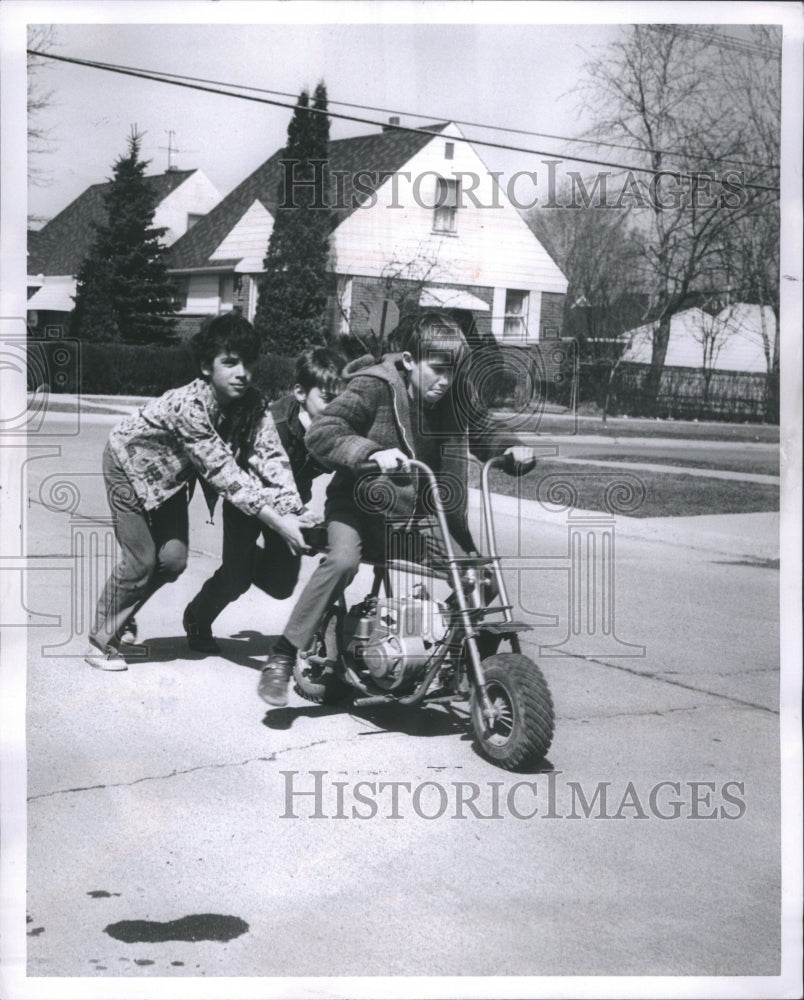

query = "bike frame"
[339,457,530,723]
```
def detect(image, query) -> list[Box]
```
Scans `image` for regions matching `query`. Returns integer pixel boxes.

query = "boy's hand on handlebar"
[368,448,411,473]
[257,504,311,554]
[272,513,312,555]
[503,446,537,475]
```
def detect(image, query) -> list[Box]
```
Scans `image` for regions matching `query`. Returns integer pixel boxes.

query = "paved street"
[12,410,785,984]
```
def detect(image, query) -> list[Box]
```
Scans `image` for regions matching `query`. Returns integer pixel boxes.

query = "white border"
[1,3,801,999]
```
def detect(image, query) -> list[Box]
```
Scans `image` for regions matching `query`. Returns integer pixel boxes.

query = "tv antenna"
[158,130,198,171]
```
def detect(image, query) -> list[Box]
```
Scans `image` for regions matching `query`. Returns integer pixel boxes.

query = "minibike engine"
[341,584,449,691]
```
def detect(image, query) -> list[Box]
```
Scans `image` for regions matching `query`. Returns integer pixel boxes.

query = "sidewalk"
[470,487,779,563]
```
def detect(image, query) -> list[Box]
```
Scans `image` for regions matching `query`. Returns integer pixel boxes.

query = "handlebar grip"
[301,523,329,553]
[491,453,537,475]
[355,460,380,475]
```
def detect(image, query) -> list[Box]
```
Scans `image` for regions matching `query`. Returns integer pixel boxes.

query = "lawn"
[476,461,779,518]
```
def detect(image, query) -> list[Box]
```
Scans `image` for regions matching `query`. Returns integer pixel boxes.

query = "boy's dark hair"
[190,312,261,371]
[392,311,470,366]
[295,346,346,392]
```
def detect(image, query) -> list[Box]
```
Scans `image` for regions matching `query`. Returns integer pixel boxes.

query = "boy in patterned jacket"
[85,312,310,672]
[182,346,345,653]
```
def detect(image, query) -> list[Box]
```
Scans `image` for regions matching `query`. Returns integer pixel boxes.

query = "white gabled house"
[620,304,777,374]
[27,168,222,337]
[166,120,568,344]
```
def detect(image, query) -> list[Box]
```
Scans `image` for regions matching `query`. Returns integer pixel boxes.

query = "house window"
[186,213,204,230]
[171,276,190,311]
[444,142,455,160]
[433,177,459,233]
[503,290,529,340]
[219,275,235,307]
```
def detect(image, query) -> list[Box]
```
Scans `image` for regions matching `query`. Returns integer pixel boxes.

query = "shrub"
[27,340,296,400]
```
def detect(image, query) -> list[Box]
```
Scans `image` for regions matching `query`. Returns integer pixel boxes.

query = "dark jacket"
[304,353,518,551]
[270,392,327,505]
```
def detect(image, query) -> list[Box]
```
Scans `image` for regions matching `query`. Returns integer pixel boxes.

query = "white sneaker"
[85,640,128,672]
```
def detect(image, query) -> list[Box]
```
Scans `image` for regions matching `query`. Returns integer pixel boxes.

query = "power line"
[44,53,774,173]
[29,49,780,194]
[651,24,781,58]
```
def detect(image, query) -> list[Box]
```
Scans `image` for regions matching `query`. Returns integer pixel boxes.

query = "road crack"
[27,736,335,802]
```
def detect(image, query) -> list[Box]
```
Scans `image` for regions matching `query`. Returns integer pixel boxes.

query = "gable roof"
[29,169,196,276]
[167,124,448,272]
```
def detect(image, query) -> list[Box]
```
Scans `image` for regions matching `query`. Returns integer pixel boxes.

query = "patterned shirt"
[107,379,302,516]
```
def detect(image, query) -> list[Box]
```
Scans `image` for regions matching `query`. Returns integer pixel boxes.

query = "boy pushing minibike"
[86,313,311,671]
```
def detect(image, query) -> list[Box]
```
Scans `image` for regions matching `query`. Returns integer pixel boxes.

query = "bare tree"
[689,299,742,411]
[578,24,774,415]
[334,243,447,358]
[712,26,781,419]
[529,193,646,421]
[27,25,58,201]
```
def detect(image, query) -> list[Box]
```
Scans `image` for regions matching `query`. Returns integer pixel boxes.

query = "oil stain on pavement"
[104,914,249,943]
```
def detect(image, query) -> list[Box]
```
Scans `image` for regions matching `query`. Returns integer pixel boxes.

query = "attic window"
[433,177,460,234]
[444,142,455,160]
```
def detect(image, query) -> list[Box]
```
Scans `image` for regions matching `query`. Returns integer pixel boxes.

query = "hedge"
[27,340,296,400]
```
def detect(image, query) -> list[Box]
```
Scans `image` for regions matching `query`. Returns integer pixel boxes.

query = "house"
[619,304,777,374]
[166,120,568,344]
[26,168,222,337]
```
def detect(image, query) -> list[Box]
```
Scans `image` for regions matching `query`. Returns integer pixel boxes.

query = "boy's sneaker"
[119,617,138,645]
[182,605,221,654]
[115,617,149,657]
[84,638,128,672]
[258,654,295,707]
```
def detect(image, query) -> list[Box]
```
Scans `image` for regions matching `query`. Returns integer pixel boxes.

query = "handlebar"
[356,454,536,477]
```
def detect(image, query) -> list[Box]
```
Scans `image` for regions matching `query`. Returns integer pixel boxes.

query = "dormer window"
[433,177,459,233]
[444,142,455,160]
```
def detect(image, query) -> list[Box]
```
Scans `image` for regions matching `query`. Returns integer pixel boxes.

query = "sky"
[20,15,625,224]
[0,1,796,230]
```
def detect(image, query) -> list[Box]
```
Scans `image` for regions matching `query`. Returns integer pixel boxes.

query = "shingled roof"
[29,169,197,276]
[167,124,448,272]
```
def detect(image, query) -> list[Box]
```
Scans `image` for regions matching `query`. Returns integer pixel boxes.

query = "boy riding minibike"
[258,312,554,767]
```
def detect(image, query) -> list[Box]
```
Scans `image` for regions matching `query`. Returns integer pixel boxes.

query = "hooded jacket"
[304,353,518,552]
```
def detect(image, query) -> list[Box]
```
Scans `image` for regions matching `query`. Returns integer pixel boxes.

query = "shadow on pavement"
[261,703,343,730]
[130,632,277,670]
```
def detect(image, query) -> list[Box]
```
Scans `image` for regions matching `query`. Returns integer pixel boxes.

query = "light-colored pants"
[92,444,188,645]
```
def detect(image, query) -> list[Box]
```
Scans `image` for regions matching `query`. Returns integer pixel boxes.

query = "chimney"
[382,116,401,132]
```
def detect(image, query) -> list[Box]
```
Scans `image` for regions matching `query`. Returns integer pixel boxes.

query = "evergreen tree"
[254,83,332,354]
[70,129,177,344]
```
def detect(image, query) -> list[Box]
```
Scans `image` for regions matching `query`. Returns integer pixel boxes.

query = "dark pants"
[92,444,189,646]
[187,500,301,629]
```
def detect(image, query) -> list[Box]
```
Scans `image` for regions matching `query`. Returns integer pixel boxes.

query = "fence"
[578,360,777,423]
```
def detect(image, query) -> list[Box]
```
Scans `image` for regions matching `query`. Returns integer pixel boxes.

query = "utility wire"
[29,49,781,194]
[43,53,775,173]
[649,24,781,58]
